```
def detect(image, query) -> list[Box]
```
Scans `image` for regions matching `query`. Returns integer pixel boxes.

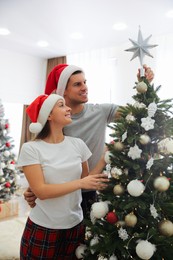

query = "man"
[24,63,154,217]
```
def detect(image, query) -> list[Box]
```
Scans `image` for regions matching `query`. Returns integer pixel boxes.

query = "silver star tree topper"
[125,27,158,76]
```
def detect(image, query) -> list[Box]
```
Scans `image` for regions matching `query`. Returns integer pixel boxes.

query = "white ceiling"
[0,0,173,59]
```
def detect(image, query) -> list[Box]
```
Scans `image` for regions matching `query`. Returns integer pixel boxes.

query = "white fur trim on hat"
[29,94,64,134]
[56,65,83,96]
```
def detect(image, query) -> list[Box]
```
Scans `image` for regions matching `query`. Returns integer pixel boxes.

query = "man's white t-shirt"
[18,136,91,229]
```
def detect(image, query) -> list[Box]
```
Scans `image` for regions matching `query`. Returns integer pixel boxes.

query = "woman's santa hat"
[26,94,64,134]
[44,64,83,95]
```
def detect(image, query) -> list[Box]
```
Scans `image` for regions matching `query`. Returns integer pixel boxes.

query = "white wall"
[0,48,47,155]
[0,48,47,104]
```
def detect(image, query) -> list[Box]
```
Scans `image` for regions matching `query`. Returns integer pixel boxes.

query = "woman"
[18,94,108,259]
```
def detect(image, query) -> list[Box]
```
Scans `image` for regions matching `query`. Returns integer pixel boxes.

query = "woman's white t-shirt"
[18,136,92,229]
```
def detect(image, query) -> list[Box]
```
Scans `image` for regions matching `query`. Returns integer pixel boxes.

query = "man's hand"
[24,187,37,208]
[137,64,154,83]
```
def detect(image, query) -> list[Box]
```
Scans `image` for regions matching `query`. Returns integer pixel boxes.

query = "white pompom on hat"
[26,94,64,134]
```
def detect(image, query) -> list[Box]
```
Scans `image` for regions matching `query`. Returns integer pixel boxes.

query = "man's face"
[64,72,88,105]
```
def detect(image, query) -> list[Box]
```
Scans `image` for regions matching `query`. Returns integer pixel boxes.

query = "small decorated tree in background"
[76,29,173,260]
[0,99,20,202]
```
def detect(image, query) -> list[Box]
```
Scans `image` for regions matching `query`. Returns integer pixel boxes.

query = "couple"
[18,64,153,259]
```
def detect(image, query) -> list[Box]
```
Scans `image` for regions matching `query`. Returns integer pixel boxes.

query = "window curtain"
[19,56,67,152]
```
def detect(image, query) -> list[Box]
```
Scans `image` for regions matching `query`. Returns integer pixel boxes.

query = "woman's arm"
[22,164,109,200]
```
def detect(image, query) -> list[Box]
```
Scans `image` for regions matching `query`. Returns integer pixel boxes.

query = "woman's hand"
[80,173,109,190]
[23,187,37,208]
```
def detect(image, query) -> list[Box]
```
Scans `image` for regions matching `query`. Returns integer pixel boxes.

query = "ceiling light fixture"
[37,41,49,47]
[166,10,173,18]
[113,23,127,31]
[0,28,11,35]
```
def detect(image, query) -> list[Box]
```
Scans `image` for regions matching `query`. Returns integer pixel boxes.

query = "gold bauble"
[113,141,124,151]
[125,213,137,227]
[136,81,148,93]
[158,220,173,237]
[113,184,125,195]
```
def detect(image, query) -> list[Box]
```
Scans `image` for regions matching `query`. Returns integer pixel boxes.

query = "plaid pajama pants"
[20,217,85,259]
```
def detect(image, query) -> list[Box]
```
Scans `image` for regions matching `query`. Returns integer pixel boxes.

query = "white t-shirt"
[18,136,91,229]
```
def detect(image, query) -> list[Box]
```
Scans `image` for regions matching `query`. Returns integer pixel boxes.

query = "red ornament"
[5,182,11,188]
[106,211,118,224]
[5,123,9,129]
[10,160,15,164]
[6,142,11,147]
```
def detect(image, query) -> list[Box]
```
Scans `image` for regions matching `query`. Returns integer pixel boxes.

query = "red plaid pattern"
[20,217,85,259]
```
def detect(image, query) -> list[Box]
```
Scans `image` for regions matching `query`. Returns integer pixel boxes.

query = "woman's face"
[49,99,72,127]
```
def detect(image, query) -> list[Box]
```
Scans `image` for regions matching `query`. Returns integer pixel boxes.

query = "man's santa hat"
[26,94,64,134]
[44,64,83,95]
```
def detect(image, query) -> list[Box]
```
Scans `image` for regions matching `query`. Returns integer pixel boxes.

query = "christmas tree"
[76,30,173,260]
[0,99,20,202]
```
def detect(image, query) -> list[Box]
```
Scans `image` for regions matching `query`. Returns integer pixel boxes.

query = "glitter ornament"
[106,211,118,224]
[127,179,145,197]
[139,134,151,145]
[136,81,148,93]
[113,184,125,195]
[153,176,170,192]
[75,244,87,259]
[125,213,137,227]
[136,240,156,259]
[91,201,109,219]
[158,220,173,237]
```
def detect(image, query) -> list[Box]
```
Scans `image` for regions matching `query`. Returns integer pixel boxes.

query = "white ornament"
[148,102,157,117]
[118,227,129,241]
[128,144,142,160]
[158,138,173,154]
[0,168,4,176]
[154,176,170,192]
[126,114,135,123]
[109,254,118,260]
[150,204,158,219]
[122,131,127,142]
[141,117,155,131]
[91,201,109,219]
[75,244,87,259]
[127,180,145,197]
[146,157,154,170]
[104,151,112,164]
[111,167,123,178]
[90,210,96,224]
[136,240,156,259]
[90,236,99,254]
[133,101,146,109]
[139,134,151,145]
[0,162,6,169]
[98,255,108,260]
[136,82,148,93]
[8,164,15,170]
[3,150,10,157]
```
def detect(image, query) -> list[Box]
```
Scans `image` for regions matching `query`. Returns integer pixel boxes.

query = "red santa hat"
[26,94,64,134]
[44,64,83,95]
